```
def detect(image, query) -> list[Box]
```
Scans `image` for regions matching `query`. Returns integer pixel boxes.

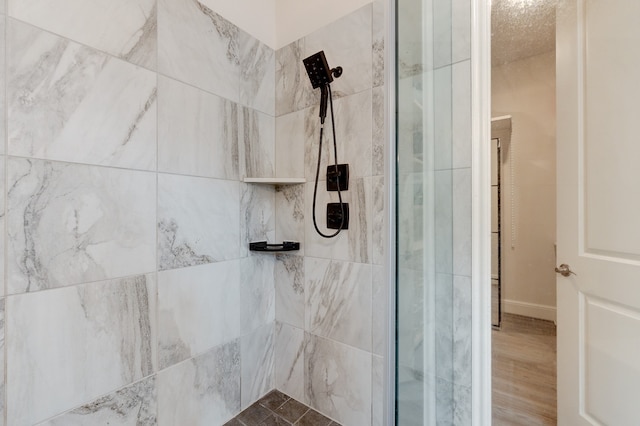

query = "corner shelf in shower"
[249,241,300,253]
[243,177,306,185]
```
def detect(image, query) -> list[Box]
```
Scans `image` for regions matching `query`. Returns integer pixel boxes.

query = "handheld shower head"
[303,51,334,89]
[303,51,343,123]
[303,51,348,239]
[303,51,343,88]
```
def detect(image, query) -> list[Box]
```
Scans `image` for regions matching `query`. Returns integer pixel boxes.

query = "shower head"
[303,51,342,89]
[303,51,343,123]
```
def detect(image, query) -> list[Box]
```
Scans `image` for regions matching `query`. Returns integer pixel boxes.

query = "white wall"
[202,0,373,49]
[492,51,557,321]
[201,0,278,48]
[276,0,373,47]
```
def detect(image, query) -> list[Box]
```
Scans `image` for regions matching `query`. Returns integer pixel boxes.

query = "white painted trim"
[384,0,397,425]
[471,0,492,425]
[503,299,557,322]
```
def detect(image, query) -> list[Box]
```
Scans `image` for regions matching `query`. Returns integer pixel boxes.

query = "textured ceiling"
[492,0,557,67]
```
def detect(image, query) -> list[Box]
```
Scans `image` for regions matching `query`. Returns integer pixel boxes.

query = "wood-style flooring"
[492,314,557,425]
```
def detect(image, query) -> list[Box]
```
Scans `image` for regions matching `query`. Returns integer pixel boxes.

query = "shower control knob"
[331,66,343,78]
[555,264,576,277]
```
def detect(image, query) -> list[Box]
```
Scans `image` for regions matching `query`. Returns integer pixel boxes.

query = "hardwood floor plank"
[492,313,557,425]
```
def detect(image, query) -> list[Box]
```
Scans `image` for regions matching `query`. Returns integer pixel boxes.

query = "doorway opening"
[490,0,558,423]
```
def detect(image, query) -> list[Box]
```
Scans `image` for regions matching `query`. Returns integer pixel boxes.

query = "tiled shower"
[0,0,478,424]
[0,0,387,425]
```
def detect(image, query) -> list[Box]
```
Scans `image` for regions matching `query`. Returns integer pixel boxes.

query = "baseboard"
[503,299,557,322]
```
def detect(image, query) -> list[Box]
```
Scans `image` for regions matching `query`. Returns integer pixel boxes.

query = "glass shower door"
[396,0,470,423]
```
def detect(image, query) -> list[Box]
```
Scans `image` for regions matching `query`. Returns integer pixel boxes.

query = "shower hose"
[312,84,345,238]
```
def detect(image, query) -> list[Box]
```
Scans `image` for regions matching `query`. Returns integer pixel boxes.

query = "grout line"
[291,407,311,424]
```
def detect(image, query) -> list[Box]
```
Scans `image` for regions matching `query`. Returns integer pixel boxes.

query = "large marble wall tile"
[240,256,275,335]
[397,76,424,174]
[157,340,241,426]
[397,173,425,272]
[158,76,239,179]
[396,267,424,372]
[0,299,4,426]
[40,376,157,426]
[305,257,372,351]
[372,0,385,88]
[241,323,274,408]
[435,377,454,424]
[372,265,385,356]
[372,86,385,176]
[240,183,275,258]
[275,254,304,328]
[452,168,472,276]
[453,275,472,388]
[397,2,423,78]
[372,175,384,265]
[435,170,453,274]
[396,369,424,424]
[433,0,453,69]
[239,107,275,178]
[275,322,305,403]
[305,334,372,426]
[434,66,453,171]
[0,158,4,297]
[304,178,371,264]
[452,60,472,169]
[0,17,5,156]
[304,90,372,180]
[7,21,157,171]
[7,274,156,426]
[158,261,241,369]
[435,273,454,382]
[239,32,275,116]
[304,5,372,99]
[275,109,305,178]
[453,383,472,425]
[275,184,305,254]
[158,0,239,102]
[157,173,240,271]
[372,355,384,426]
[452,0,471,64]
[8,0,157,69]
[7,159,156,294]
[275,39,310,116]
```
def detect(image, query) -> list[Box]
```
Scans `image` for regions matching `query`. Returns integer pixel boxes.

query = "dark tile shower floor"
[224,390,342,426]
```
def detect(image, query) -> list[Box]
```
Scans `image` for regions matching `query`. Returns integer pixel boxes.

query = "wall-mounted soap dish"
[249,241,300,252]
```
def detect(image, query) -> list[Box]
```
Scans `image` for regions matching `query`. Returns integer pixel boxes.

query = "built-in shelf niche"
[244,177,305,253]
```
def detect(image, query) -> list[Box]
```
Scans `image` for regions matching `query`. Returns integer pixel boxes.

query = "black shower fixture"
[303,50,343,89]
[303,51,349,239]
[303,51,343,124]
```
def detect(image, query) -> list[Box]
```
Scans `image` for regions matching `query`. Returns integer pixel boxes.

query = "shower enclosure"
[395,0,475,422]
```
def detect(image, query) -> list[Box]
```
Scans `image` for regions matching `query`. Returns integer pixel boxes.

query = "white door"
[556,1,640,424]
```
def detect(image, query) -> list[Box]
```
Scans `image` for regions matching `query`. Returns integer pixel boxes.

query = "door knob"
[555,264,576,277]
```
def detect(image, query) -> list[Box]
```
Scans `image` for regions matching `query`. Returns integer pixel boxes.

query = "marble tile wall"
[0,1,397,425]
[157,341,241,426]
[41,377,158,426]
[8,274,157,425]
[273,3,387,426]
[0,1,278,425]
